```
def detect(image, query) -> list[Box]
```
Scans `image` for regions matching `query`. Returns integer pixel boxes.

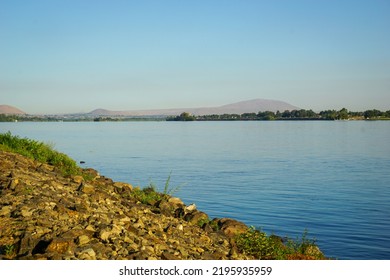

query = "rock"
[216,218,248,237]
[113,182,133,193]
[20,209,33,218]
[18,233,40,256]
[185,204,197,212]
[78,248,96,260]
[98,229,111,242]
[72,175,84,184]
[168,197,184,206]
[76,235,90,246]
[0,206,12,217]
[159,200,177,216]
[162,251,180,260]
[85,225,95,232]
[46,238,75,255]
[8,178,19,189]
[77,182,95,194]
[185,211,209,226]
[82,168,100,180]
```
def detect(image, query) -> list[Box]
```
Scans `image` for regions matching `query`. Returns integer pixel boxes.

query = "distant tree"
[306,109,318,118]
[241,113,257,120]
[172,112,196,121]
[337,108,349,120]
[257,111,275,120]
[364,109,382,119]
[282,110,291,118]
[319,110,337,120]
[298,109,307,118]
[290,110,300,118]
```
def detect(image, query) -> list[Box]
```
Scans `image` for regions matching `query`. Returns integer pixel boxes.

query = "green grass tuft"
[0,131,80,176]
[130,173,185,205]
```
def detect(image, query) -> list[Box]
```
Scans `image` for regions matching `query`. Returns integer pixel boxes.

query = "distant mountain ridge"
[88,99,300,116]
[0,105,26,115]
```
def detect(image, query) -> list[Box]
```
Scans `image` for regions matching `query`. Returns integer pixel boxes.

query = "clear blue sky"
[1,0,389,114]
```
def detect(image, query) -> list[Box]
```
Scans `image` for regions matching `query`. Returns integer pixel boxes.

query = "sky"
[1,0,389,114]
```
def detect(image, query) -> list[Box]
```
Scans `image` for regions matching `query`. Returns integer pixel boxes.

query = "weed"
[209,220,220,231]
[147,171,185,196]
[197,218,210,228]
[131,186,162,205]
[130,173,185,205]
[156,171,185,196]
[0,244,16,257]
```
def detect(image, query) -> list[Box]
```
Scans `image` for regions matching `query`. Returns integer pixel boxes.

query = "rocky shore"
[0,150,324,260]
[0,150,258,260]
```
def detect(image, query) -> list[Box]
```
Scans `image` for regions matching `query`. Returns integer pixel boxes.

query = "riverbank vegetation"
[0,132,80,176]
[236,227,325,260]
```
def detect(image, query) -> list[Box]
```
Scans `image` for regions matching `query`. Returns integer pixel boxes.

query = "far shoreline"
[1,108,389,122]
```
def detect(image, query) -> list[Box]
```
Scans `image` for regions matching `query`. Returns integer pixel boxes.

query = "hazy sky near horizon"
[1,0,389,114]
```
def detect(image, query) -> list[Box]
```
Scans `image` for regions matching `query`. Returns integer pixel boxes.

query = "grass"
[236,227,326,260]
[131,186,163,205]
[0,131,80,176]
[0,244,16,258]
[130,173,185,205]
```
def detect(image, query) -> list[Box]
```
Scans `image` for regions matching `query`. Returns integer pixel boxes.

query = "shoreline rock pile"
[0,150,253,260]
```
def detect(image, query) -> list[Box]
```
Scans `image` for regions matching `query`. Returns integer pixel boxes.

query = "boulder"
[215,218,248,237]
[77,182,95,194]
[184,211,209,226]
[45,238,75,255]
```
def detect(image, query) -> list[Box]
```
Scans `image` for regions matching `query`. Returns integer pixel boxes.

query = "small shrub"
[236,226,277,259]
[236,227,324,260]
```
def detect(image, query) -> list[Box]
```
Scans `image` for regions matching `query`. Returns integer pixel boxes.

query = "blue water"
[1,121,389,259]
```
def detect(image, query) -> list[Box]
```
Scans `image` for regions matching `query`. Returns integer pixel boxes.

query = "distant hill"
[0,105,26,115]
[88,99,300,116]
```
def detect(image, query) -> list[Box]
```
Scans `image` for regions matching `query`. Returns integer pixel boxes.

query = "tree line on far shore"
[167,108,390,121]
[1,108,389,122]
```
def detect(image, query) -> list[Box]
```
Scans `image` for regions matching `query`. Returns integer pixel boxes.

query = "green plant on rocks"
[236,227,325,260]
[131,173,185,205]
[197,218,210,228]
[0,132,80,176]
[236,226,277,259]
[131,186,163,205]
[0,244,16,258]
